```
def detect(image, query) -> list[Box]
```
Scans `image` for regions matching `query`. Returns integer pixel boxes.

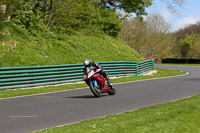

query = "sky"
[145,0,200,32]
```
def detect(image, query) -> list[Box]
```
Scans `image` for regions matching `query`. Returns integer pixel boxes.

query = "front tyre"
[89,80,101,97]
[108,85,116,95]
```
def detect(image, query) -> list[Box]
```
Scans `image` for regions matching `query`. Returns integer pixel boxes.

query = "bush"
[178,33,200,58]
[176,21,200,40]
[50,0,121,37]
[119,14,176,61]
[98,9,121,37]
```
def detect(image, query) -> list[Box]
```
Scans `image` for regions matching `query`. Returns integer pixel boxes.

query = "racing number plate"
[88,70,94,78]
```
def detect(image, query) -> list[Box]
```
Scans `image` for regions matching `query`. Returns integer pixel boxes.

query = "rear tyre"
[108,85,116,95]
[89,80,101,97]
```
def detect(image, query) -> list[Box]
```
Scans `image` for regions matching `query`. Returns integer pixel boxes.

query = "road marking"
[9,116,37,118]
[35,96,55,98]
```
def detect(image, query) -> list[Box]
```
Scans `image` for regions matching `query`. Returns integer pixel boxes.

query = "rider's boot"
[107,77,113,87]
[102,71,113,87]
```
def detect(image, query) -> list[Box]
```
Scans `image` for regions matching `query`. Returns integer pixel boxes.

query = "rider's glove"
[96,68,101,72]
[83,74,87,81]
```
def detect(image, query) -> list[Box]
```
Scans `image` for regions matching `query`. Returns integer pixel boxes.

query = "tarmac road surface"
[0,65,200,133]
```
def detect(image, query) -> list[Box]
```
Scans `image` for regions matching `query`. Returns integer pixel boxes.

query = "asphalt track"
[0,65,200,133]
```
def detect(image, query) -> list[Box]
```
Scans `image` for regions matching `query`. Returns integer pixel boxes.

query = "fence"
[0,60,154,90]
[162,58,200,64]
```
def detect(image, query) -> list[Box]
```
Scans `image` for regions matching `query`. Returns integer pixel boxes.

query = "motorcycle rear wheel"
[89,80,101,97]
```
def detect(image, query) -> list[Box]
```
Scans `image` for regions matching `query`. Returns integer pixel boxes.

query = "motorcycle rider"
[83,59,113,87]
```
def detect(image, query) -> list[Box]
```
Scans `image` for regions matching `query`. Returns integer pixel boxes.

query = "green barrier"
[0,60,154,89]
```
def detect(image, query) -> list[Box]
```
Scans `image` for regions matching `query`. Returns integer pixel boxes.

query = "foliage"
[178,33,200,58]
[176,21,200,40]
[0,0,22,19]
[175,21,200,58]
[11,1,44,31]
[0,0,122,37]
[0,6,5,19]
[93,0,152,19]
[119,13,176,61]
[0,0,45,34]
[51,0,121,37]
[0,0,146,68]
[98,8,121,37]
[0,17,5,32]
[0,25,144,67]
[145,13,171,33]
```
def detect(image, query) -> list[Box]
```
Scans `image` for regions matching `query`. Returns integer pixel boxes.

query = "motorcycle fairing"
[93,73,107,92]
[91,80,98,88]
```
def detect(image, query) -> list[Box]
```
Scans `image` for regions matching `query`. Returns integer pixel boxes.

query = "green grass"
[0,68,186,99]
[33,94,200,133]
[0,25,144,67]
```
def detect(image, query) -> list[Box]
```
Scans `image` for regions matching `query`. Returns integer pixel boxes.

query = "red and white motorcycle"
[83,66,116,97]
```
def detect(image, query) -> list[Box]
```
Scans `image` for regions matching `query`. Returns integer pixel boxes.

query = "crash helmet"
[84,59,90,66]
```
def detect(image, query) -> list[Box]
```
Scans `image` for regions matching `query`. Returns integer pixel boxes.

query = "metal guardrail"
[162,58,200,64]
[0,60,154,89]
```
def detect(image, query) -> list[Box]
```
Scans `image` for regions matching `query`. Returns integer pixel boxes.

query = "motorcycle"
[83,66,116,97]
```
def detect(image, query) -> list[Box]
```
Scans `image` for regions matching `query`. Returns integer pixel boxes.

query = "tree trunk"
[97,0,101,8]
[29,0,37,11]
[33,0,37,7]
[44,0,49,24]
[47,0,54,28]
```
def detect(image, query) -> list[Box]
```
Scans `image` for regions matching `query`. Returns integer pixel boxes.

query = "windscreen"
[85,66,95,73]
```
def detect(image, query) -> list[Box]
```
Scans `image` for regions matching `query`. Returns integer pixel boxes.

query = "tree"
[190,41,200,58]
[43,0,55,28]
[176,21,200,40]
[92,0,152,18]
[178,33,200,58]
[145,13,171,33]
[175,21,200,58]
[119,13,176,61]
[91,0,187,18]
[39,0,120,36]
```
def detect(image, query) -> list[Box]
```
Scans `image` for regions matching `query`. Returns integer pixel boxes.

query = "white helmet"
[84,59,90,66]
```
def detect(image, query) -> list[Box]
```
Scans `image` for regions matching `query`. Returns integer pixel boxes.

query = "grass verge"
[0,26,144,67]
[0,68,186,99]
[33,94,200,133]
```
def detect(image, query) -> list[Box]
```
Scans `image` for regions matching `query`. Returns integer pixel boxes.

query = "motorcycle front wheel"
[89,80,101,97]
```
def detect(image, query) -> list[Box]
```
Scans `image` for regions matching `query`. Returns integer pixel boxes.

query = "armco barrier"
[162,58,200,64]
[0,60,154,89]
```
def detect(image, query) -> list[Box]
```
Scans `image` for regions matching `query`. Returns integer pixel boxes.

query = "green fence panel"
[138,60,154,75]
[0,60,154,90]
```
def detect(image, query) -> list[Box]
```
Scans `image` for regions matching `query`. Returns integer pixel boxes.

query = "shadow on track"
[65,94,108,99]
[184,77,200,82]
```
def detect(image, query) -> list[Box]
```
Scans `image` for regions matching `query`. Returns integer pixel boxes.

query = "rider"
[83,59,113,87]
